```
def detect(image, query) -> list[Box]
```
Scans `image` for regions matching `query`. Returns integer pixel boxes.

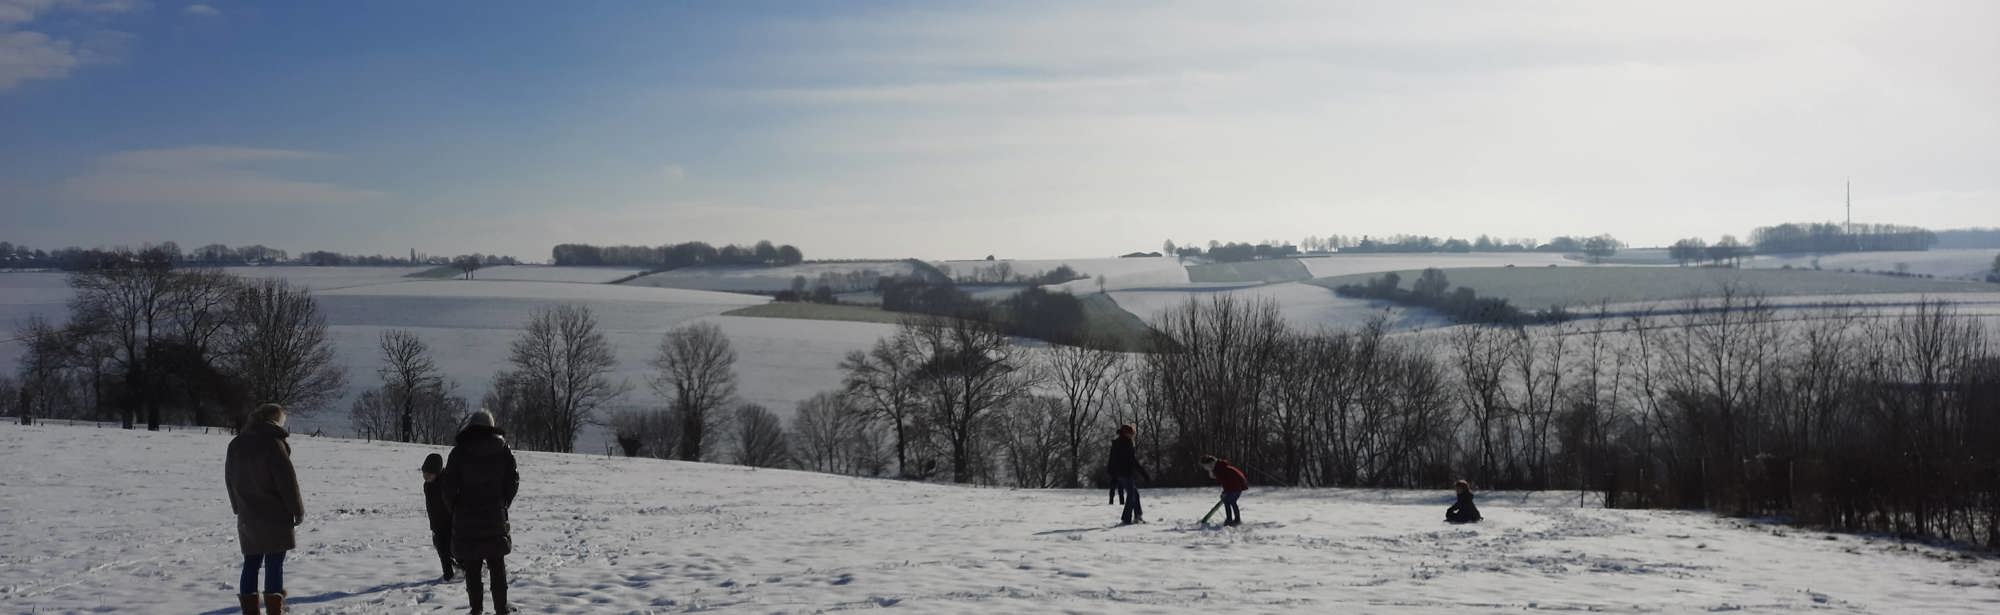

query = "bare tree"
[67,249,178,428]
[609,408,649,457]
[907,315,1034,483]
[733,403,791,468]
[996,395,1067,487]
[840,333,924,476]
[452,255,483,280]
[507,305,624,452]
[791,392,886,475]
[1040,340,1123,487]
[351,329,464,444]
[221,278,347,419]
[1449,324,1510,485]
[378,330,440,442]
[650,321,738,461]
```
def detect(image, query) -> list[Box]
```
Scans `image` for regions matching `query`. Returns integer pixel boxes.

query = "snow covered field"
[1740,249,2000,281]
[6,423,1999,614]
[1297,253,1582,278]
[623,262,915,294]
[226,266,433,291]
[936,257,1190,292]
[0,272,898,448]
[464,266,648,284]
[1111,282,1449,331]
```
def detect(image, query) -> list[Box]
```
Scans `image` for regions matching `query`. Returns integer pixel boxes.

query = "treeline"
[7,248,348,430]
[1935,228,2000,250]
[1331,268,1564,325]
[304,251,516,268]
[0,241,514,270]
[877,277,1095,347]
[1295,234,1620,256]
[550,241,803,269]
[772,292,2000,548]
[938,261,1086,286]
[1750,222,1938,254]
[1666,236,1752,267]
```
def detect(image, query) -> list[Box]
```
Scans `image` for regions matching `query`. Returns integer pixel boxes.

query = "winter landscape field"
[7,422,2000,614]
[0,269,896,449]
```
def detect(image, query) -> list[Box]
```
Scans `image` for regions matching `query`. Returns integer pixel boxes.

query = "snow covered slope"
[1740,249,2000,281]
[1297,253,1581,278]
[0,273,894,448]
[5,423,1998,613]
[460,265,648,284]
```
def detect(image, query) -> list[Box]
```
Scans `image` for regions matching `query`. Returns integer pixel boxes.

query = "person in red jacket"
[1199,455,1249,527]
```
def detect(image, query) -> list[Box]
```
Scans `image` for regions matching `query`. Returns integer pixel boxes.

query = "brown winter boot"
[237,593,262,614]
[262,591,285,614]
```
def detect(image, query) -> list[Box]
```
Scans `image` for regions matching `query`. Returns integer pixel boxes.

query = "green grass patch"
[1077,292,1161,351]
[405,265,461,279]
[1307,266,1996,310]
[722,302,913,325]
[1186,259,1311,284]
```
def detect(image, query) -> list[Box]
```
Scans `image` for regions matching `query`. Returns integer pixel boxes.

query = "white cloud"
[183,3,215,17]
[0,29,75,89]
[0,0,139,92]
[64,146,384,206]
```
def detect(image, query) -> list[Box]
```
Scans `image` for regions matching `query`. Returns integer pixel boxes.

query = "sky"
[2,1,1996,261]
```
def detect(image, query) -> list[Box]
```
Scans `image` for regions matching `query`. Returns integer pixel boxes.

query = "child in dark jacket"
[1446,480,1482,524]
[422,453,456,581]
[1199,455,1249,526]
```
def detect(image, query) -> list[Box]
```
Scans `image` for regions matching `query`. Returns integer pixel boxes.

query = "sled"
[1198,499,1225,525]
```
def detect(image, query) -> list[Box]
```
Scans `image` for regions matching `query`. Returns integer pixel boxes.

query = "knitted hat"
[1117,423,1136,436]
[421,453,444,474]
[467,409,495,429]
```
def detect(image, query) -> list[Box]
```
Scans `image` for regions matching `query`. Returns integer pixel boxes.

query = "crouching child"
[1446,480,1482,524]
[1198,455,1249,527]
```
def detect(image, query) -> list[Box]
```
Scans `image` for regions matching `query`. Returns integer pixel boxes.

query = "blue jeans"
[1221,490,1242,523]
[1116,478,1143,523]
[241,552,285,595]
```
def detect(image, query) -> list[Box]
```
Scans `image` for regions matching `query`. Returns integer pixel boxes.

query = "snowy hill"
[5,424,1998,613]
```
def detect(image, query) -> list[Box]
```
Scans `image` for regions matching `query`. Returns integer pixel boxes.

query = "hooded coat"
[1210,459,1249,492]
[440,424,519,560]
[1106,436,1149,481]
[225,421,305,555]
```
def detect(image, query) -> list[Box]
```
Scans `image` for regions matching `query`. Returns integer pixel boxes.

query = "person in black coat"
[440,410,519,615]
[1106,424,1151,525]
[1446,480,1482,524]
[421,453,456,581]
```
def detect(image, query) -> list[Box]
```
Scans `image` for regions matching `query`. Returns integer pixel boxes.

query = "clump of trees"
[940,262,1085,286]
[1668,236,1751,267]
[768,289,2000,548]
[350,330,468,444]
[875,276,1100,347]
[1750,222,1938,254]
[11,248,347,430]
[1331,269,1557,326]
[0,240,516,270]
[1935,228,2000,249]
[486,305,627,453]
[550,240,803,269]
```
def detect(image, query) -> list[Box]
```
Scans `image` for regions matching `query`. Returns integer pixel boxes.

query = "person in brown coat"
[225,403,304,614]
[441,409,519,615]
